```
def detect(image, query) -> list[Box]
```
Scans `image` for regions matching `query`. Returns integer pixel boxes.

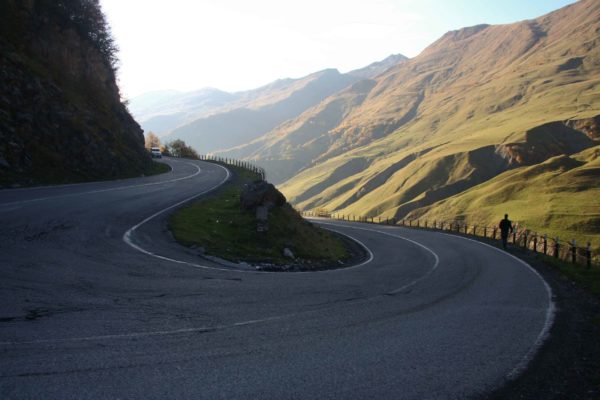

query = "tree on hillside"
[165,139,199,159]
[27,1,119,70]
[144,132,160,149]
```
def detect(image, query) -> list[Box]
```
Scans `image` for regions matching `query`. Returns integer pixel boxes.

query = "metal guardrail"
[302,210,599,269]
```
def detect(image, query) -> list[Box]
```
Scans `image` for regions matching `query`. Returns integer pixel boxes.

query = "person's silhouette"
[499,214,513,250]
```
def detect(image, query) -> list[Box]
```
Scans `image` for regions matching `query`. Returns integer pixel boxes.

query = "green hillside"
[411,145,600,245]
[276,0,600,244]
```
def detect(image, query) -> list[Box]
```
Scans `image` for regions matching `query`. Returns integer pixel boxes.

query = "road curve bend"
[0,158,553,399]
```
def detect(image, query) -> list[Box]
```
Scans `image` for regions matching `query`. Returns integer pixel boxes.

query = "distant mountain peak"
[347,54,409,79]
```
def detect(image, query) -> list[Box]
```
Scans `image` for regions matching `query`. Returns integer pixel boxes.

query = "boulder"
[240,180,286,211]
[283,248,295,259]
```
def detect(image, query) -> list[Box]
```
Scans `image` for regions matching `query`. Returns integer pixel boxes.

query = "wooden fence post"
[543,234,548,255]
[533,236,538,253]
[483,226,487,238]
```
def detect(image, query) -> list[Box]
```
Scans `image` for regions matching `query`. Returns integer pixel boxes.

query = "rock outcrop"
[240,181,286,211]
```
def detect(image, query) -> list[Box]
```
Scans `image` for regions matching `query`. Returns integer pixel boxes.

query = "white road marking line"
[314,220,440,294]
[434,231,555,382]
[0,221,420,346]
[0,315,287,346]
[0,162,174,193]
[319,221,554,383]
[122,167,374,274]
[0,159,197,207]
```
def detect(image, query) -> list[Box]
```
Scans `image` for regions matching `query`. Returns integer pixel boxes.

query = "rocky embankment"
[0,0,152,187]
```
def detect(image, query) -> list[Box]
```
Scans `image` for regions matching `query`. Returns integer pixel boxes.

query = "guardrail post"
[554,237,560,258]
[417,220,420,228]
[483,226,487,238]
[533,236,538,253]
[586,242,592,269]
[543,234,548,255]
[571,239,577,264]
[425,220,428,229]
[440,221,444,230]
[473,225,477,236]
[464,224,468,234]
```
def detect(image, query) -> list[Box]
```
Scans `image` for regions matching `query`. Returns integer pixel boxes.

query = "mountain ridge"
[129,54,409,137]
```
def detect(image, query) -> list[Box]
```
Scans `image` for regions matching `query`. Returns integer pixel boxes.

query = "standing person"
[499,214,513,250]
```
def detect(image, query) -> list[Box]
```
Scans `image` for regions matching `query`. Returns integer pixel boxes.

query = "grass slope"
[169,166,349,267]
[278,0,600,245]
[410,146,600,246]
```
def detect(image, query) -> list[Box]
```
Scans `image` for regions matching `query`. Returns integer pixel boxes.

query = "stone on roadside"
[283,247,295,259]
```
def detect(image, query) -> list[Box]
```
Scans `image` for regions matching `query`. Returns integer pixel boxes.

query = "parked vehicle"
[150,147,162,158]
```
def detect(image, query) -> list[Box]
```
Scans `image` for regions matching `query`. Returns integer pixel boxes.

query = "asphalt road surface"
[0,158,553,399]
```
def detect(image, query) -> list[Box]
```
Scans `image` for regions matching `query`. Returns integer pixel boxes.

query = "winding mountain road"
[0,158,553,399]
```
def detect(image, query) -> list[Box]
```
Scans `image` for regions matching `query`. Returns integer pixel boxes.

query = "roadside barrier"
[301,210,599,269]
[199,154,266,181]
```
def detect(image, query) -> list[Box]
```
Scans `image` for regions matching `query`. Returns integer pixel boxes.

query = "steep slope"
[164,69,359,153]
[214,54,409,184]
[0,0,152,186]
[280,0,600,241]
[218,79,378,183]
[411,144,600,245]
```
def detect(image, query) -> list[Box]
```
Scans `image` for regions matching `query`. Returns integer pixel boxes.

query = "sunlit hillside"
[275,0,600,243]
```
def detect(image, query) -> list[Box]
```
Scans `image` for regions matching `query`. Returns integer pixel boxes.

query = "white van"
[150,147,162,158]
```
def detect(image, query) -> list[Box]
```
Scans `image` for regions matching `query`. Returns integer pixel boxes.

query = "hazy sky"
[101,0,577,99]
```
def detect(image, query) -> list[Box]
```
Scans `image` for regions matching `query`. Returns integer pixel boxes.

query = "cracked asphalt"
[0,158,553,399]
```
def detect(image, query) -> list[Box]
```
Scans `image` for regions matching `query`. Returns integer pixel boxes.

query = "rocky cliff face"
[0,0,152,186]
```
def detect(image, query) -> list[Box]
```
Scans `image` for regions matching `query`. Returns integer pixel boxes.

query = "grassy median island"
[169,166,351,269]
